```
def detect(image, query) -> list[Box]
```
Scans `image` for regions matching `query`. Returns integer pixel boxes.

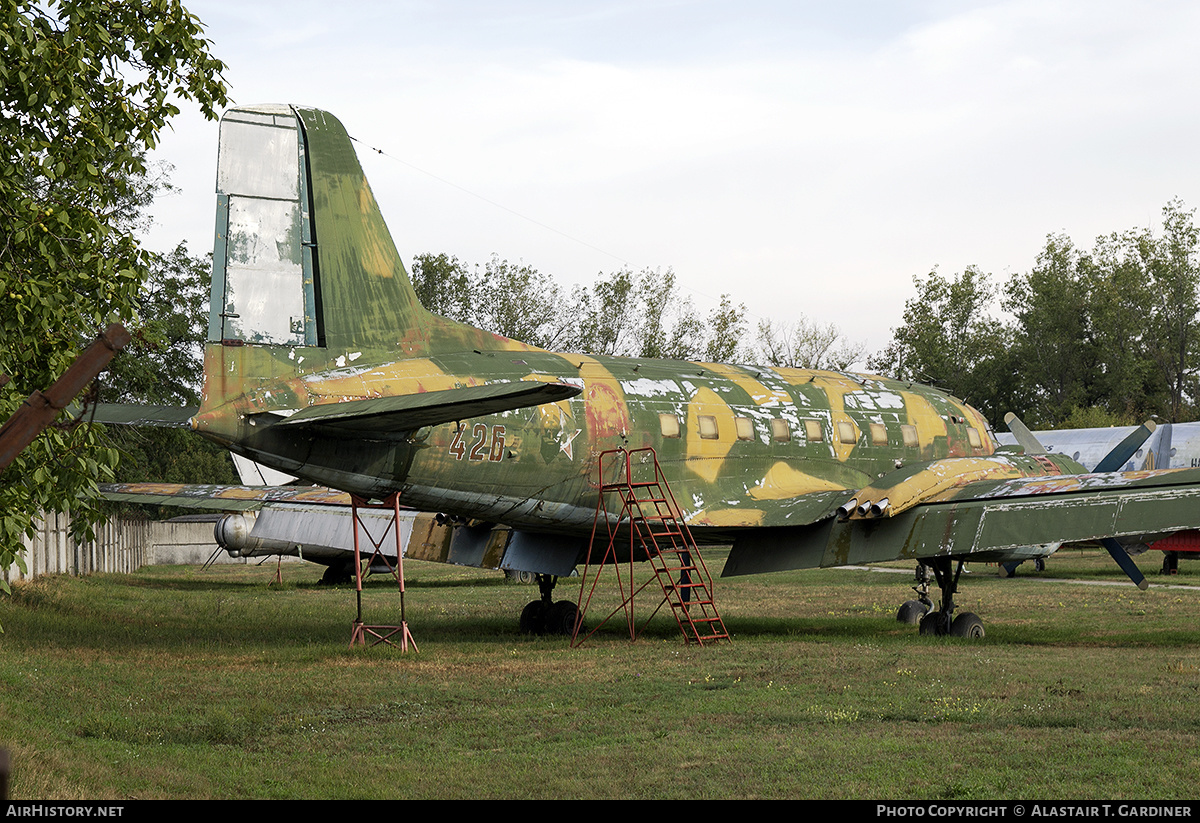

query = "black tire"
[544,600,582,636]
[919,611,948,636]
[1034,558,1046,572]
[896,599,929,624]
[520,600,547,634]
[950,612,985,639]
[319,560,355,586]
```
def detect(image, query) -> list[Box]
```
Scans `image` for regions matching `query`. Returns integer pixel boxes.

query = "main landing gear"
[896,558,985,638]
[519,574,583,636]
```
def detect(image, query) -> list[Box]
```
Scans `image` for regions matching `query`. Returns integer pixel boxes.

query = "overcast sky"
[145,0,1200,360]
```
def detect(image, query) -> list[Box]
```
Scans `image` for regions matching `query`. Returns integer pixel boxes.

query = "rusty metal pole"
[0,323,131,471]
[349,495,366,647]
[392,493,417,652]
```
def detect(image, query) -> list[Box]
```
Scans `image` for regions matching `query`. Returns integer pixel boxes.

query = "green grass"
[1,550,1198,799]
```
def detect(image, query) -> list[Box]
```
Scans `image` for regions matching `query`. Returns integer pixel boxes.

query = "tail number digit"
[450,424,507,463]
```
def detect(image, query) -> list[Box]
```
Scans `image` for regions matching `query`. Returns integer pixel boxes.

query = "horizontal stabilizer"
[269,381,581,434]
[78,404,198,428]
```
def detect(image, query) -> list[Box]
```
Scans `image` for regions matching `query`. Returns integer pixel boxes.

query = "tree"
[0,1,227,575]
[572,268,640,356]
[570,267,707,360]
[1006,235,1098,426]
[409,252,475,326]
[1146,199,1200,420]
[408,257,725,361]
[871,267,1015,424]
[99,241,237,501]
[703,295,747,363]
[472,256,574,350]
[754,317,865,370]
[101,240,212,406]
[1007,208,1199,427]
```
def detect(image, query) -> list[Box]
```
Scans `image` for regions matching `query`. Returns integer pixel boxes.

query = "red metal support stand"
[348,493,418,651]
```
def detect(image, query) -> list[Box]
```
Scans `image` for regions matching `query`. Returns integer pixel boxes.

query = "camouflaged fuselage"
[192,333,1032,541]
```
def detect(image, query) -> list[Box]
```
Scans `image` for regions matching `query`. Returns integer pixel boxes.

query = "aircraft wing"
[724,466,1200,576]
[97,482,583,576]
[99,482,351,511]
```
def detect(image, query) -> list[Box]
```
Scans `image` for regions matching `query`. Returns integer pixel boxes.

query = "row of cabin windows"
[659,413,981,449]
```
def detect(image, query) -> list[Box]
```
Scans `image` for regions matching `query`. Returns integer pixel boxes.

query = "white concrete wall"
[2,513,307,584]
[5,511,151,583]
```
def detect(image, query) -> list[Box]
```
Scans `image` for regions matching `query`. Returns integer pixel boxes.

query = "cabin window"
[901,424,919,448]
[770,419,791,443]
[698,415,719,440]
[659,414,681,438]
[967,427,982,449]
[837,421,857,445]
[870,422,888,446]
[803,419,824,442]
[734,417,754,441]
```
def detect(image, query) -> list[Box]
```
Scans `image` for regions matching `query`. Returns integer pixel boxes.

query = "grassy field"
[1,548,1198,799]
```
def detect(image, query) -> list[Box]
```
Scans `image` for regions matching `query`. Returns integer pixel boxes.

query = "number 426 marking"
[449,423,506,462]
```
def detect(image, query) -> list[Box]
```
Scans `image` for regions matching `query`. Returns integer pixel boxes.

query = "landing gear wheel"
[544,600,582,636]
[919,611,951,636]
[1034,558,1046,572]
[1162,552,1179,575]
[950,612,985,638]
[520,600,548,634]
[319,559,355,586]
[897,599,930,625]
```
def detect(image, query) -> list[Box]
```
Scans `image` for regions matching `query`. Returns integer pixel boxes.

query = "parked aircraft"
[994,421,1200,576]
[94,104,1200,639]
[996,421,1200,473]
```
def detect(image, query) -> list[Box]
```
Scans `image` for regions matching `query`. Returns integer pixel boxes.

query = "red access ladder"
[572,447,730,647]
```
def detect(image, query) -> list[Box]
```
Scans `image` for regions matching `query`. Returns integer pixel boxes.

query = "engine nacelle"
[215,513,254,556]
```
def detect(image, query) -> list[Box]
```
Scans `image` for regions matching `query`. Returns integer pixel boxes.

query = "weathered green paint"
[160,104,1200,576]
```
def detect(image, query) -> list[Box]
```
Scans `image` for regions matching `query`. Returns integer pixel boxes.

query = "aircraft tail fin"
[207,104,491,362]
